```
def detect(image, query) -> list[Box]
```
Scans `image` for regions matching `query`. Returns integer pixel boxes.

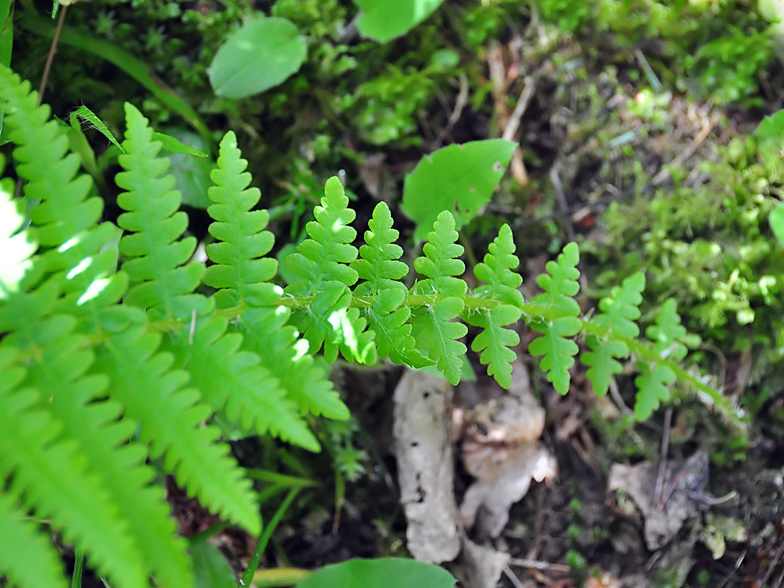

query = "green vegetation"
[5,0,784,586]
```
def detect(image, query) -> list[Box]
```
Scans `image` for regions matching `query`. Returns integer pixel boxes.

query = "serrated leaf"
[354,0,447,42]
[529,316,581,394]
[204,131,280,308]
[402,140,516,241]
[209,15,306,98]
[634,363,676,421]
[413,211,466,298]
[529,242,581,316]
[646,298,687,360]
[239,307,349,420]
[528,242,581,394]
[352,201,408,297]
[116,103,209,321]
[582,272,644,396]
[410,296,467,385]
[468,223,523,387]
[470,305,521,388]
[582,338,627,397]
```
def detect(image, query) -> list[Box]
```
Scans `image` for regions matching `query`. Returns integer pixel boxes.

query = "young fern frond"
[528,242,582,394]
[582,271,645,396]
[410,211,468,384]
[116,103,210,321]
[202,132,347,420]
[351,202,432,368]
[286,177,375,364]
[634,299,687,420]
[466,224,523,388]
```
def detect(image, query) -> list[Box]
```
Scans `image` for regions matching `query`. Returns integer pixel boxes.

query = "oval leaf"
[209,15,306,99]
[297,558,456,588]
[401,139,516,241]
[355,0,446,42]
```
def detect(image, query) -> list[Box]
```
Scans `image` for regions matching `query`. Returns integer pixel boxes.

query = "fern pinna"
[0,61,742,588]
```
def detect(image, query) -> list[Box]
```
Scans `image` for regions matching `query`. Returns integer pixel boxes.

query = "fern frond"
[169,314,319,450]
[633,298,686,419]
[0,490,64,588]
[351,202,432,368]
[203,131,279,309]
[634,363,676,421]
[0,66,98,251]
[582,271,645,396]
[0,343,147,588]
[94,322,261,535]
[238,307,350,420]
[467,224,523,388]
[410,211,468,384]
[285,177,374,363]
[528,242,581,394]
[116,103,210,321]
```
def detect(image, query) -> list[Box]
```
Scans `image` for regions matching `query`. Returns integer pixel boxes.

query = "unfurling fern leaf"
[410,211,468,385]
[286,177,375,363]
[582,271,645,396]
[634,298,687,420]
[351,202,432,368]
[528,242,581,394]
[466,223,523,388]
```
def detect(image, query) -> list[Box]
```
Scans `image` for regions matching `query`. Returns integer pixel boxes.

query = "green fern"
[116,103,210,321]
[634,298,687,419]
[351,202,432,368]
[285,176,375,364]
[528,242,582,394]
[0,61,745,588]
[582,271,645,396]
[409,211,468,384]
[466,224,524,388]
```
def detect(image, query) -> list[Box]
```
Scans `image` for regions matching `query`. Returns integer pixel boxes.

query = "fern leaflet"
[582,271,645,396]
[238,307,349,419]
[169,314,318,450]
[351,202,432,368]
[0,343,147,588]
[466,224,523,388]
[0,489,64,588]
[116,103,210,321]
[203,131,279,309]
[410,211,468,384]
[634,298,687,419]
[285,177,374,363]
[528,242,581,394]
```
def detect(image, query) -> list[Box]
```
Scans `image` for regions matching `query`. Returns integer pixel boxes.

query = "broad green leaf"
[770,204,784,248]
[191,542,235,588]
[297,558,456,588]
[402,140,516,241]
[209,14,307,99]
[354,0,447,43]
